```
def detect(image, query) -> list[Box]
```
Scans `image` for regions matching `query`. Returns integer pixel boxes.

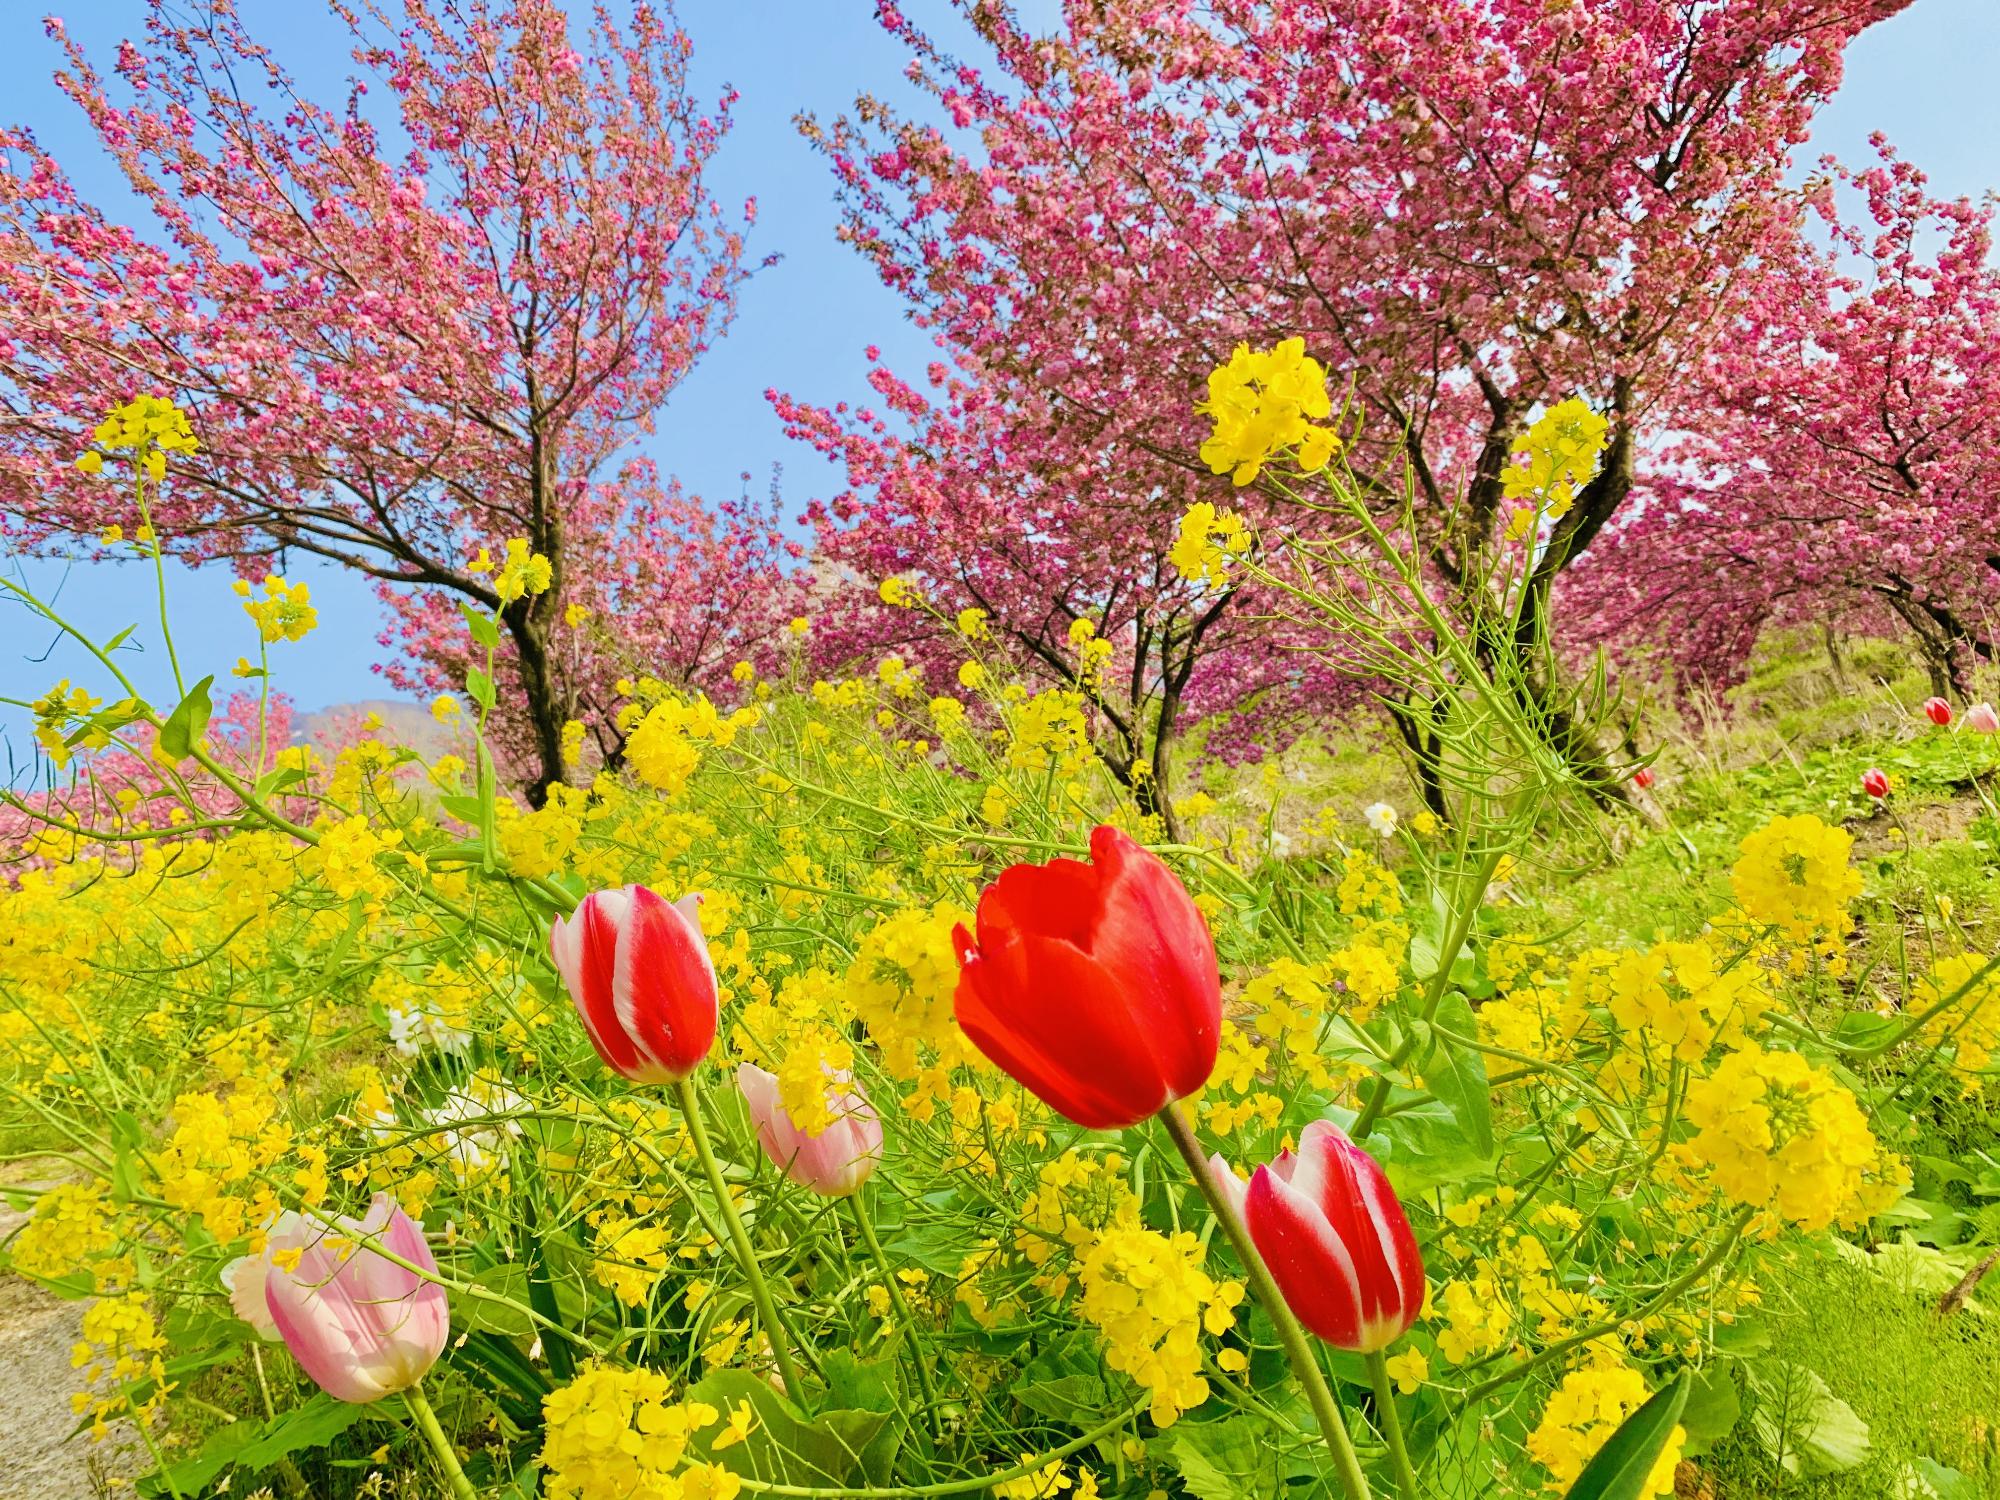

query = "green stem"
[1365,1351,1419,1500]
[1159,1102,1372,1500]
[676,1076,811,1408]
[405,1381,477,1500]
[850,1188,943,1433]
[1353,846,1505,1140]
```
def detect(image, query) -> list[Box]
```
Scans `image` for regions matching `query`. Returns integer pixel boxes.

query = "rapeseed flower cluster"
[539,1365,747,1500]
[235,574,319,642]
[1729,813,1862,940]
[1680,1043,1902,1231]
[1196,337,1336,485]
[1526,1360,1684,1496]
[1077,1226,1242,1427]
[1502,397,1609,541]
[75,393,199,481]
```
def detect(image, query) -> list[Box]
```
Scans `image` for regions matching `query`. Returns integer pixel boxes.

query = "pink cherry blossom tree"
[777,0,1904,805]
[1566,142,2000,701]
[0,0,771,797]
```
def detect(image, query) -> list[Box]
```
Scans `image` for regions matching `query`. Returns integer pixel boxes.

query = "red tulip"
[1210,1121,1424,1352]
[551,885,717,1084]
[1861,768,1890,799]
[953,824,1220,1129]
[1923,696,1953,727]
[1631,766,1655,790]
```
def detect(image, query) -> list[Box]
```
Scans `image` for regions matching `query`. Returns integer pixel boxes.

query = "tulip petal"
[955,929,1173,1127]
[1076,826,1221,1098]
[562,889,646,1077]
[1207,1152,1249,1220]
[1245,1162,1368,1348]
[1281,1122,1424,1351]
[610,884,717,1081]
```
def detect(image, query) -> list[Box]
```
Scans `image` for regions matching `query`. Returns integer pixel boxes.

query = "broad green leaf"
[1012,1331,1111,1421]
[1372,1099,1497,1194]
[467,667,498,711]
[1156,1414,1313,1500]
[156,674,215,763]
[1561,1370,1688,1500]
[461,1263,536,1336]
[461,600,503,649]
[1427,993,1494,1157]
[686,1369,900,1487]
[1676,1366,1740,1457]
[1747,1361,1871,1475]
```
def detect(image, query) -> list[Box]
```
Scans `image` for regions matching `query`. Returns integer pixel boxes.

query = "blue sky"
[1,0,1994,732]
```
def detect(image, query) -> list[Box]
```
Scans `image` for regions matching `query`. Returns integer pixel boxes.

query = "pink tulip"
[1923,696,1953,727]
[221,1210,310,1340]
[1968,703,2000,735]
[1861,768,1889,799]
[736,1063,884,1197]
[263,1194,448,1403]
[1210,1120,1424,1353]
[551,885,717,1084]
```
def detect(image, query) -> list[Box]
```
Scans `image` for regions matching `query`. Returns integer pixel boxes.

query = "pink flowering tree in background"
[1565,144,2000,704]
[0,691,298,863]
[379,458,799,769]
[0,0,774,798]
[777,0,1905,806]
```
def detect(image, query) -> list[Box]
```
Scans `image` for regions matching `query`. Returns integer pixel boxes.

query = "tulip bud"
[1968,703,2000,736]
[954,824,1220,1129]
[1923,696,1952,727]
[551,885,717,1084]
[736,1063,884,1196]
[1861,768,1889,799]
[1631,766,1655,790]
[263,1195,449,1403]
[1210,1121,1424,1352]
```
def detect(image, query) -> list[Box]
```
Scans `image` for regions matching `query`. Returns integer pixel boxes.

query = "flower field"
[3,2,1999,1496]
[4,358,1999,1500]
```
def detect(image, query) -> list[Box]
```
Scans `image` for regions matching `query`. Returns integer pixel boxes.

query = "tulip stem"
[676,1076,812,1410]
[1159,1102,1373,1500]
[405,1381,477,1500]
[849,1188,943,1436]
[1365,1351,1419,1500]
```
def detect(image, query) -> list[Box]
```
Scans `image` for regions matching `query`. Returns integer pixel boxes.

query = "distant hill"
[293,698,462,761]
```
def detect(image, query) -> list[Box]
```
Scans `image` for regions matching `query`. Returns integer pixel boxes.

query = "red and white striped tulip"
[1923,696,1953,727]
[736,1063,884,1197]
[262,1195,449,1404]
[1210,1120,1424,1353]
[551,885,717,1084]
[1861,767,1890,799]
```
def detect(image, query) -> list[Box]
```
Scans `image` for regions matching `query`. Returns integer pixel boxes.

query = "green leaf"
[1747,1361,1871,1475]
[461,1263,536,1336]
[156,675,215,763]
[1560,1370,1688,1500]
[686,1370,900,1487]
[1911,1458,1982,1500]
[1011,1331,1111,1421]
[251,765,307,802]
[1157,1414,1309,1500]
[1371,1099,1497,1194]
[819,1349,900,1415]
[1676,1366,1740,1458]
[467,667,498,712]
[461,600,502,650]
[1426,993,1494,1158]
